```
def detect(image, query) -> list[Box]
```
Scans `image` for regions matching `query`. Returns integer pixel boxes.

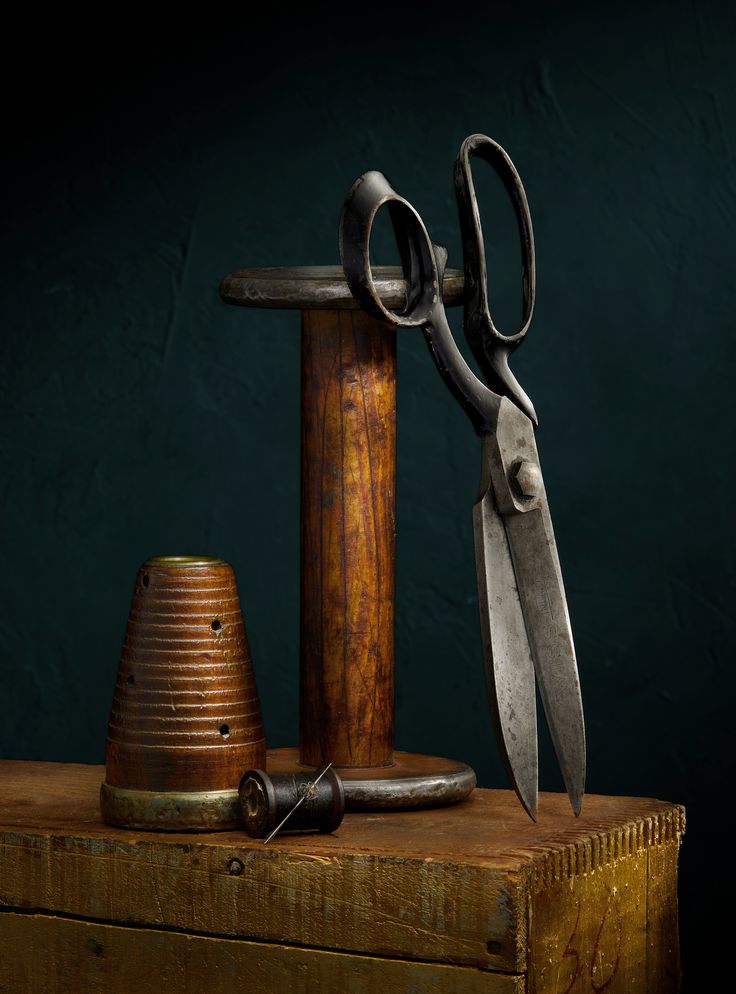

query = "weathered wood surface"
[0,762,684,993]
[300,309,396,768]
[0,912,519,994]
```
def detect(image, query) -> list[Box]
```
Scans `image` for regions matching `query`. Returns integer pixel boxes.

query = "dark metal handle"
[455,133,536,345]
[339,170,439,328]
[455,135,538,424]
[339,170,500,435]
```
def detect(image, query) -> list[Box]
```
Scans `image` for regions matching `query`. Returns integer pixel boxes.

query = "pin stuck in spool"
[239,767,345,840]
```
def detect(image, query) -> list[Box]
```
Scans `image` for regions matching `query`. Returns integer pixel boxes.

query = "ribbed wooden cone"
[100,556,266,830]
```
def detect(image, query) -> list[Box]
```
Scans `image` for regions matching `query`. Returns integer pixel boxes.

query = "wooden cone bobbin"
[220,267,476,809]
[100,556,266,830]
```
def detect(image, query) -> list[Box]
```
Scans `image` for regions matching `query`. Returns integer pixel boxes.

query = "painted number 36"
[559,886,622,993]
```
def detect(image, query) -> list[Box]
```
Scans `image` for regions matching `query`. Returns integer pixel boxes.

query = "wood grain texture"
[105,560,266,792]
[644,840,682,993]
[0,761,684,993]
[300,309,396,768]
[0,912,520,994]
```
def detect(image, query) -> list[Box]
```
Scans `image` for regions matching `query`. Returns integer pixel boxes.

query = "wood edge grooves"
[521,804,686,894]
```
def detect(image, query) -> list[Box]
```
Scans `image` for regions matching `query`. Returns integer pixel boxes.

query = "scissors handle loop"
[455,134,536,352]
[340,170,501,435]
[339,170,440,328]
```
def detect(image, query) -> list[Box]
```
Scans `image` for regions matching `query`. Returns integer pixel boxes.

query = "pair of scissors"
[339,134,585,820]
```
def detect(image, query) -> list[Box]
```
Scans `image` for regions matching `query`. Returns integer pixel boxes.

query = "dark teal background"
[2,4,733,984]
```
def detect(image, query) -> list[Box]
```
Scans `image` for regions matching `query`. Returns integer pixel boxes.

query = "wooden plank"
[527,813,684,993]
[646,840,682,993]
[0,761,684,983]
[530,849,648,991]
[0,911,522,994]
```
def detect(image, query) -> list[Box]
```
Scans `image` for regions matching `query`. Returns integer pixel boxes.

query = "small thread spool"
[239,768,345,839]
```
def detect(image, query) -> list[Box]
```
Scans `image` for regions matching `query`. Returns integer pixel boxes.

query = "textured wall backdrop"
[2,5,733,984]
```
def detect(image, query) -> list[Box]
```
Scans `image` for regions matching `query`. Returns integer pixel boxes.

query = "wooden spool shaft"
[299,309,396,769]
[219,267,474,801]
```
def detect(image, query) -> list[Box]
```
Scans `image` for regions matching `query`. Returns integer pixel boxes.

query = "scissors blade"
[473,453,538,820]
[490,399,586,816]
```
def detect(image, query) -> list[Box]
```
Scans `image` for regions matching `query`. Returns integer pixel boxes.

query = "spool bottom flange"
[266,749,476,810]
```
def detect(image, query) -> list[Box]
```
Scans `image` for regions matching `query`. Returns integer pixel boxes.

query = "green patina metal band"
[142,556,228,568]
[100,782,241,832]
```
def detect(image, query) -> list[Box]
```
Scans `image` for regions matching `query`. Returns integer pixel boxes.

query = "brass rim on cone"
[100,782,240,831]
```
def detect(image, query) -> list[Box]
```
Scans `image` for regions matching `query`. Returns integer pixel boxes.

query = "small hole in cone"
[126,674,135,686]
[211,619,222,632]
[142,575,150,588]
[219,724,230,739]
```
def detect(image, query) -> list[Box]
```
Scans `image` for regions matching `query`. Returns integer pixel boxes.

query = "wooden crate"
[0,761,683,993]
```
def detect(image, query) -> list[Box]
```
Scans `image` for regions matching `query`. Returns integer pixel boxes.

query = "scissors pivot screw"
[510,460,543,500]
